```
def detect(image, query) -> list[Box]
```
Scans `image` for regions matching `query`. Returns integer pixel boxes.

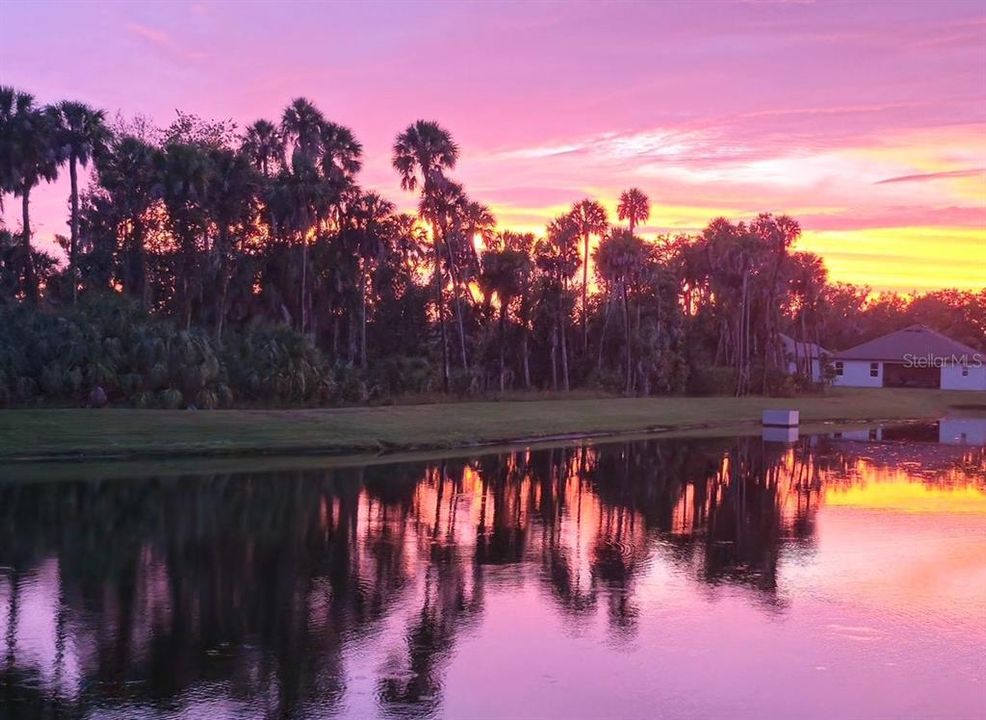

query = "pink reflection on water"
[1,436,984,718]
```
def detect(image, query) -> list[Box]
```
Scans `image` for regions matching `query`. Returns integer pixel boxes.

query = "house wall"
[811,359,824,383]
[941,364,986,391]
[832,360,882,388]
[939,418,986,445]
[785,357,826,382]
[834,428,882,442]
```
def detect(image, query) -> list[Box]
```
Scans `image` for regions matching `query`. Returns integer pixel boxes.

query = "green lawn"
[1,387,981,463]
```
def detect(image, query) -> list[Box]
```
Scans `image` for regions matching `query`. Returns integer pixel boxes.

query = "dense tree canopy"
[0,86,982,407]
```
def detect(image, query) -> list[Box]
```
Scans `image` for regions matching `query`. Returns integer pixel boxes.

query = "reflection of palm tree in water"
[2,438,969,715]
[377,461,482,716]
[533,447,597,616]
[4,569,18,670]
[474,453,528,566]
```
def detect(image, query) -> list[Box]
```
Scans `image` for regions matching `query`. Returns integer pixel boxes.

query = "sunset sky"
[2,0,983,292]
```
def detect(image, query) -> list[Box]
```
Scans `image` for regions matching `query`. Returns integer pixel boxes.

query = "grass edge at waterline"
[2,387,981,464]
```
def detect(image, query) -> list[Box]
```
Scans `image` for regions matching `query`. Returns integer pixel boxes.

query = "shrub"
[687,366,737,396]
[366,356,433,398]
[222,325,333,405]
[0,296,334,408]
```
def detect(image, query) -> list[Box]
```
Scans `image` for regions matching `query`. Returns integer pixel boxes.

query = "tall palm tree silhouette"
[393,120,460,390]
[569,199,609,352]
[617,187,650,235]
[0,87,62,303]
[54,101,110,303]
[596,228,648,393]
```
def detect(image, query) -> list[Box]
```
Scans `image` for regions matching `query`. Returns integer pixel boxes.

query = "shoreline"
[1,387,981,467]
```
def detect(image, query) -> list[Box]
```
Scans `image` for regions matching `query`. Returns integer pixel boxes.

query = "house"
[832,324,986,390]
[779,333,829,382]
[830,417,985,446]
[939,417,986,445]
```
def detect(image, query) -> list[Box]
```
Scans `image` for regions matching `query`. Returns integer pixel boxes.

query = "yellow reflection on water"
[823,459,986,514]
[826,481,986,514]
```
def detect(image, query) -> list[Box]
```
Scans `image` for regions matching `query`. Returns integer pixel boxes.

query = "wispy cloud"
[126,22,207,63]
[874,169,984,185]
[497,128,752,167]
[501,142,586,160]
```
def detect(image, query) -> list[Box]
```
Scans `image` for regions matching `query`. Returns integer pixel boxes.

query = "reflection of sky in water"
[1,433,984,719]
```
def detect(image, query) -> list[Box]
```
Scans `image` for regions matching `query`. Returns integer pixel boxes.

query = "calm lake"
[2,425,984,719]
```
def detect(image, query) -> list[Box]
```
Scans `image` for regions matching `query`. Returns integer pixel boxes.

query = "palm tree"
[502,231,537,389]
[241,119,283,178]
[156,142,214,330]
[94,135,158,305]
[208,146,258,339]
[0,88,62,303]
[281,99,328,335]
[789,251,828,379]
[268,163,330,334]
[444,192,493,365]
[460,199,495,276]
[281,98,325,171]
[595,229,648,394]
[419,179,471,375]
[319,121,362,189]
[569,199,608,351]
[53,101,110,303]
[751,213,801,392]
[617,188,650,235]
[392,120,459,194]
[480,245,530,391]
[319,120,363,238]
[241,119,285,250]
[541,213,582,391]
[393,120,460,390]
[0,87,25,210]
[347,190,395,368]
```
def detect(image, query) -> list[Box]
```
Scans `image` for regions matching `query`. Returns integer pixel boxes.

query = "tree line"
[1,86,982,407]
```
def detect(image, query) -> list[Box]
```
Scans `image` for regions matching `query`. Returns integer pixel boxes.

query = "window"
[870,362,879,377]
[835,361,844,376]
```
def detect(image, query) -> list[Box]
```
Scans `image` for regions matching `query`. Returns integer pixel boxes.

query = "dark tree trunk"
[582,232,590,352]
[136,226,147,308]
[560,303,570,392]
[434,248,450,392]
[21,187,38,304]
[348,311,357,366]
[598,297,613,371]
[299,241,308,335]
[69,156,80,304]
[762,248,787,394]
[622,283,632,395]
[550,323,558,391]
[443,236,469,372]
[522,327,531,390]
[182,272,192,331]
[498,302,507,392]
[360,261,368,370]
[216,228,230,341]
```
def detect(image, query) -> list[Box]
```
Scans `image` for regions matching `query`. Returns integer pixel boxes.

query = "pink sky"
[2,0,984,291]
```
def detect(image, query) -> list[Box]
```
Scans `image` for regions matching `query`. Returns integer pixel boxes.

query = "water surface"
[1,428,984,719]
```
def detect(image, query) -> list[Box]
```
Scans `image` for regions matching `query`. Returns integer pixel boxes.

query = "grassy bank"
[1,387,981,463]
